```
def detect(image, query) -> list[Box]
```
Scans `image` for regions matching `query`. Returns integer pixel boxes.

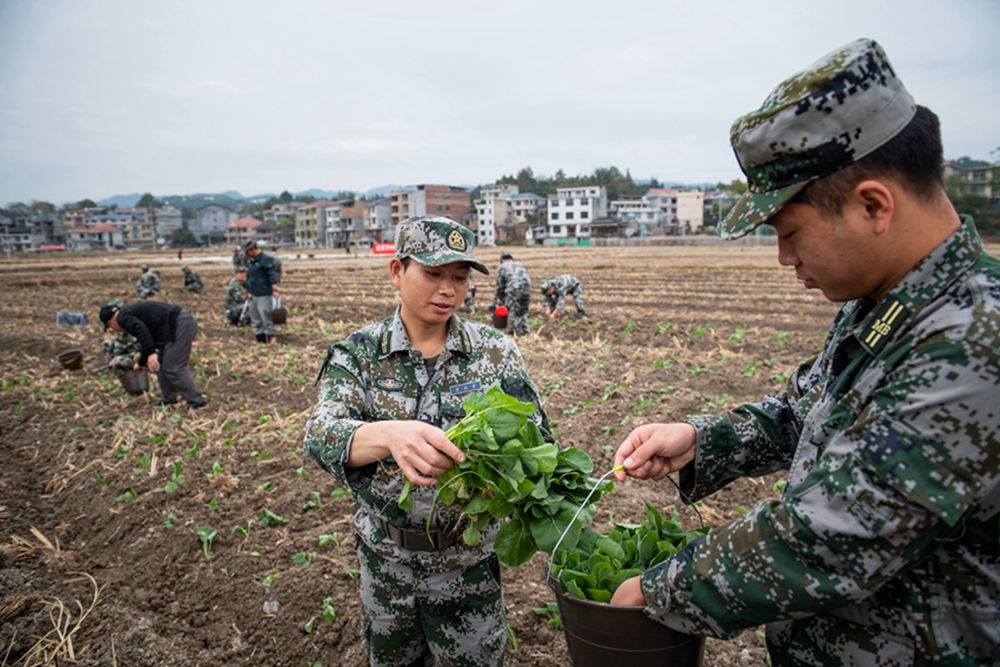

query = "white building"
[154,204,183,236]
[193,204,239,237]
[645,188,705,233]
[609,195,657,235]
[66,225,124,251]
[529,185,607,245]
[363,198,393,245]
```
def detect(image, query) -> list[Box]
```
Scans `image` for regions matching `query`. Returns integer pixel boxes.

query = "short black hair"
[791,105,944,218]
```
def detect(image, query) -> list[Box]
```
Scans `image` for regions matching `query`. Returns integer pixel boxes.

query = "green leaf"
[494,516,537,567]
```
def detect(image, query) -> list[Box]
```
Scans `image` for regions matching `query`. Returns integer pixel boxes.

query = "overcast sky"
[1,0,997,206]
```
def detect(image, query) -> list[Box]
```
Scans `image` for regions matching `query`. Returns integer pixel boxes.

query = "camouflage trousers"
[356,537,507,667]
[506,288,531,336]
[225,304,251,327]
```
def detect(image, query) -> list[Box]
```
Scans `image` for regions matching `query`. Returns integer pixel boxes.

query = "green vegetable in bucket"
[398,387,614,567]
[550,503,710,603]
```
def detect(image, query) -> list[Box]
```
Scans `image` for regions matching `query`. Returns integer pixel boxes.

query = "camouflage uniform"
[182,266,203,294]
[495,260,531,336]
[304,216,550,667]
[232,247,246,272]
[463,284,477,314]
[636,39,1000,666]
[135,270,160,300]
[542,274,585,318]
[224,275,249,326]
[102,299,141,370]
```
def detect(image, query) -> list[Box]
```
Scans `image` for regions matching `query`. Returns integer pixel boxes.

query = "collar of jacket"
[379,307,472,359]
[854,215,983,356]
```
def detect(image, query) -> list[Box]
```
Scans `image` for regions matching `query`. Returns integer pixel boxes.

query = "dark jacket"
[246,252,278,297]
[116,302,182,366]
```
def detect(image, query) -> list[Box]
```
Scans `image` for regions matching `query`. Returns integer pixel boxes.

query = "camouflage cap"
[395,216,489,275]
[181,265,188,271]
[539,280,550,293]
[242,239,257,251]
[499,252,513,261]
[140,264,148,272]
[720,38,916,239]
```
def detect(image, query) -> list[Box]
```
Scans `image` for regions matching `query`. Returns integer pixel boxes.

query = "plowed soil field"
[0,243,844,666]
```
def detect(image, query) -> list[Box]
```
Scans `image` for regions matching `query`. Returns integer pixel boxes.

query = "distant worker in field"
[232,246,246,272]
[135,265,161,300]
[303,216,551,667]
[99,301,206,409]
[540,274,586,320]
[224,268,250,327]
[495,252,532,335]
[610,38,1000,666]
[181,265,203,294]
[463,283,476,314]
[243,239,279,343]
[101,299,141,371]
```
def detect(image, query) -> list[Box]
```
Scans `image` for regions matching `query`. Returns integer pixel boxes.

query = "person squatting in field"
[494,252,532,336]
[99,301,207,410]
[303,216,552,667]
[224,267,251,327]
[101,299,141,371]
[611,38,1000,666]
[540,274,586,320]
[181,265,203,294]
[135,265,160,300]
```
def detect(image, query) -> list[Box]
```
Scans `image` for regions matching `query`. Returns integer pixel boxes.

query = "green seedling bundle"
[398,387,613,567]
[550,503,709,603]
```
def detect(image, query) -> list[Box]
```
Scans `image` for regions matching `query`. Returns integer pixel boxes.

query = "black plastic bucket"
[271,307,287,325]
[117,369,149,395]
[547,575,704,666]
[56,349,84,371]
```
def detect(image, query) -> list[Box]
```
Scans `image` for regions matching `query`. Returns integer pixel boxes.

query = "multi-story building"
[294,200,338,248]
[325,200,365,249]
[529,186,607,245]
[390,185,471,227]
[193,204,239,239]
[609,195,657,234]
[0,213,42,252]
[646,188,705,233]
[224,217,265,248]
[66,225,124,251]
[153,204,183,237]
[475,185,547,246]
[363,198,393,246]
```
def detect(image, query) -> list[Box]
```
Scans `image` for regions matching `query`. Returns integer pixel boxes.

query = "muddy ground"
[0,244,850,666]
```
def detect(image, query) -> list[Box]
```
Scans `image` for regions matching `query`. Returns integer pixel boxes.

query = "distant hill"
[97,193,143,207]
[160,193,246,212]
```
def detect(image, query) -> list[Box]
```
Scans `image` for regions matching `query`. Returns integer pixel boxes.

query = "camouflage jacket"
[183,270,203,292]
[102,331,141,370]
[643,217,1000,666]
[224,277,246,310]
[135,271,160,296]
[495,261,531,303]
[304,309,551,571]
[543,274,580,309]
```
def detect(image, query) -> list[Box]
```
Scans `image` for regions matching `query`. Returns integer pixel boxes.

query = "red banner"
[372,242,396,255]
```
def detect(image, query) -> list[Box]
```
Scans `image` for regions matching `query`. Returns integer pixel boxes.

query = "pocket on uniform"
[786,614,914,666]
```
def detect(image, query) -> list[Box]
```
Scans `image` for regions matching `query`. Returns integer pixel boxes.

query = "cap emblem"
[447,229,466,252]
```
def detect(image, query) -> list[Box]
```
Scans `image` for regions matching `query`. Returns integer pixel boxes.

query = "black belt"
[370,513,459,552]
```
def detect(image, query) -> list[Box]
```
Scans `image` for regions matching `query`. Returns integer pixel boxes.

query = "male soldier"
[101,299,141,371]
[243,239,280,343]
[495,251,532,336]
[540,274,586,320]
[135,265,161,300]
[224,268,250,327]
[181,265,203,294]
[611,39,1000,665]
[303,216,551,667]
[232,246,246,272]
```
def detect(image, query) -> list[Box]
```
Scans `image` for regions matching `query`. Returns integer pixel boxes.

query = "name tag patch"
[449,380,482,395]
[375,377,405,392]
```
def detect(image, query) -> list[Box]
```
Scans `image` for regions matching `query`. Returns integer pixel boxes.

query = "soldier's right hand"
[350,420,466,486]
[614,423,697,482]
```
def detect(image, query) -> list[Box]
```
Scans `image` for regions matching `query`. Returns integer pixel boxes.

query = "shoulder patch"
[375,377,405,392]
[860,297,909,355]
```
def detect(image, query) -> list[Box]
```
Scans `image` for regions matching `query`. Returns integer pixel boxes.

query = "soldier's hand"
[350,420,466,486]
[146,352,160,372]
[610,576,645,606]
[614,423,696,482]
